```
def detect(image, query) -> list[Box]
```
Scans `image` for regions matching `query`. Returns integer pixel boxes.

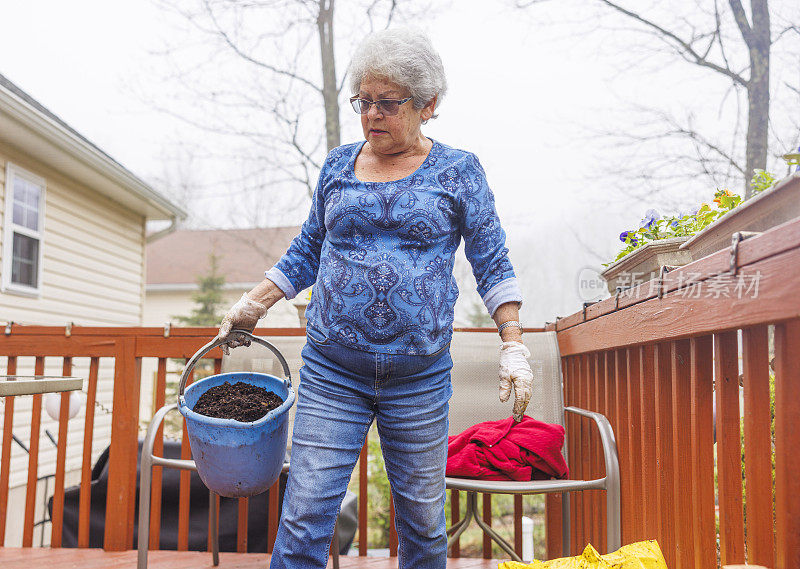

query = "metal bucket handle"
[178,330,292,401]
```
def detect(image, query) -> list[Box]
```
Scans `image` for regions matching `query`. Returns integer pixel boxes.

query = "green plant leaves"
[611,170,778,263]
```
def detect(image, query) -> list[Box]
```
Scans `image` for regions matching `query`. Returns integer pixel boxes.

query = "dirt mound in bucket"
[193,381,284,422]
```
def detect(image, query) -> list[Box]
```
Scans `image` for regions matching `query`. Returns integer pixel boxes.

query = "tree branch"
[596,0,748,87]
[201,0,323,93]
[774,24,800,43]
[727,0,754,47]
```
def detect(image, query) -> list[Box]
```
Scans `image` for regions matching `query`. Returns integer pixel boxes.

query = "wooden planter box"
[600,236,692,294]
[679,172,800,261]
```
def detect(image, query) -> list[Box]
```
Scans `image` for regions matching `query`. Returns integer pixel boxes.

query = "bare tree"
[147,0,429,216]
[520,0,799,199]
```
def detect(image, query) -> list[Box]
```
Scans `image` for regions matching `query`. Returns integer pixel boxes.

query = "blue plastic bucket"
[176,332,295,498]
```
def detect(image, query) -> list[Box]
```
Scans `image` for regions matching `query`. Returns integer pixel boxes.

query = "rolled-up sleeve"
[265,160,330,300]
[456,154,523,316]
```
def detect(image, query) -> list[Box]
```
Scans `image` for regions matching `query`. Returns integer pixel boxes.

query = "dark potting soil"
[193,381,283,422]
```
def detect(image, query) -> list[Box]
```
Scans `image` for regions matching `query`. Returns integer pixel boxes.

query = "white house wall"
[0,142,146,544]
[0,141,146,326]
[143,288,302,328]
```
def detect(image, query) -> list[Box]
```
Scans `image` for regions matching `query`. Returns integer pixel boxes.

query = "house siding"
[0,141,146,544]
[0,142,146,326]
[143,288,302,328]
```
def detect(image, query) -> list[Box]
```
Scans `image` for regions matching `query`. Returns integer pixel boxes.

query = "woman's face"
[358,75,435,155]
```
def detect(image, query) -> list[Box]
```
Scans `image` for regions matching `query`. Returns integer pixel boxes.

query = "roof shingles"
[146,227,300,285]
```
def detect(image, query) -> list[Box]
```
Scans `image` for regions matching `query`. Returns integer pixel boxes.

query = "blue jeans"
[270,328,453,569]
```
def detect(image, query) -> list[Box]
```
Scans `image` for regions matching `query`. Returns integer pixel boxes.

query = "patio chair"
[445,330,620,560]
[137,333,346,569]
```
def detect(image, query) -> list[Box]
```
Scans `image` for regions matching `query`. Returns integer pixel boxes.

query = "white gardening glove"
[498,341,533,422]
[214,293,268,355]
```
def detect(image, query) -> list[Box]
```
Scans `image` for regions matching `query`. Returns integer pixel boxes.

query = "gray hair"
[348,28,447,116]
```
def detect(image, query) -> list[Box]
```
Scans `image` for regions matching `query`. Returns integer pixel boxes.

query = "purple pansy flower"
[639,209,661,229]
[619,231,639,246]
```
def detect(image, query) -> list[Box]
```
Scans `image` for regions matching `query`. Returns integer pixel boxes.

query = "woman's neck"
[368,133,431,162]
[354,135,433,183]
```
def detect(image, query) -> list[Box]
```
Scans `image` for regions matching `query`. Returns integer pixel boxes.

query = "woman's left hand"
[498,341,533,422]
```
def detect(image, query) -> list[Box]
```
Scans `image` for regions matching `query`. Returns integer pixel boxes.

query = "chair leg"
[606,471,621,552]
[446,514,470,538]
[446,490,476,546]
[446,502,472,537]
[210,491,219,566]
[137,409,162,569]
[470,492,522,562]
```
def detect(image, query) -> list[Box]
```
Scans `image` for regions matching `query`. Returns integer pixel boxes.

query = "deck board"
[0,548,504,568]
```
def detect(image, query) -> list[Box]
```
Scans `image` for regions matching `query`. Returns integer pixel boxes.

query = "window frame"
[2,162,46,297]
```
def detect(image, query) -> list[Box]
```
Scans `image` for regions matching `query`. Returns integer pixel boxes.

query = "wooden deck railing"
[3,216,799,566]
[0,325,537,560]
[545,215,800,568]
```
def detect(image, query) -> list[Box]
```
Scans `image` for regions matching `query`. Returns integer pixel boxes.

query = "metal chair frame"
[445,332,621,561]
[136,403,341,569]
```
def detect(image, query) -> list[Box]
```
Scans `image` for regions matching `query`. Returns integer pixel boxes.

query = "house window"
[3,164,45,295]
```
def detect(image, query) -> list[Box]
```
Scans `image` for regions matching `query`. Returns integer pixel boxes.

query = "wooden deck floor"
[0,548,504,568]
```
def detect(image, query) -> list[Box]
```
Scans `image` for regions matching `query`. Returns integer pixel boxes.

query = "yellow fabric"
[497,540,668,569]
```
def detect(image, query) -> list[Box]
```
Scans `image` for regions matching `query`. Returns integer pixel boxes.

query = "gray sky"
[2,0,796,324]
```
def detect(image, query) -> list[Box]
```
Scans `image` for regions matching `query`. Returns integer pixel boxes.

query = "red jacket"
[446,416,568,481]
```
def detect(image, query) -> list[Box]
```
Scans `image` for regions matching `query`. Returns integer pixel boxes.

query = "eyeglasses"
[349,96,413,116]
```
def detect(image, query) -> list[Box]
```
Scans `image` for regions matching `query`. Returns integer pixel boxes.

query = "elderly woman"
[215,27,533,569]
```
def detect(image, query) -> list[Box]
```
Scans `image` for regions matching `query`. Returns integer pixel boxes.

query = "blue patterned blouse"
[265,139,522,355]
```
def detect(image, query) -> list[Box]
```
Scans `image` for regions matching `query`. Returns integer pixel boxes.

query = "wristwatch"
[497,320,523,336]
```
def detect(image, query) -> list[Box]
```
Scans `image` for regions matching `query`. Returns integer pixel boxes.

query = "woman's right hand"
[214,293,268,355]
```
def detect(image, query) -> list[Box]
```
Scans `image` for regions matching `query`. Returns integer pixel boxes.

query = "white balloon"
[44,391,84,421]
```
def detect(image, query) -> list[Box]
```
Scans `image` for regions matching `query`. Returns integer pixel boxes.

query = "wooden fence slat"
[104,338,139,551]
[715,331,745,566]
[389,494,398,557]
[237,497,248,553]
[654,343,675,568]
[359,435,368,556]
[0,356,17,546]
[0,337,116,357]
[79,357,99,547]
[50,356,73,547]
[578,357,589,548]
[689,336,717,569]
[600,350,612,553]
[555,357,577,554]
[482,493,492,559]
[23,356,45,547]
[148,358,167,550]
[514,494,523,557]
[742,325,775,567]
[267,481,280,553]
[586,354,599,548]
[614,350,629,546]
[625,347,642,544]
[639,346,657,540]
[567,356,584,552]
[126,356,142,549]
[671,339,693,569]
[774,320,800,569]
[450,489,460,558]
[545,493,563,560]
